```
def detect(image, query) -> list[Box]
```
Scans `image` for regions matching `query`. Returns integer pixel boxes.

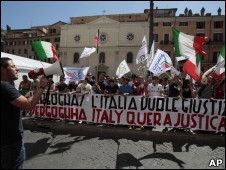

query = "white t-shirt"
[147,83,163,97]
[78,83,92,94]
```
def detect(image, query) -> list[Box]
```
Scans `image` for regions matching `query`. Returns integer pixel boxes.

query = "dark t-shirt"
[67,83,78,92]
[96,81,107,94]
[87,79,96,86]
[182,88,192,98]
[105,84,119,94]
[168,83,181,97]
[56,83,68,92]
[1,81,23,146]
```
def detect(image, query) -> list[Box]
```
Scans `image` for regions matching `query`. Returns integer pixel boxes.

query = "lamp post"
[149,1,154,54]
[139,1,154,79]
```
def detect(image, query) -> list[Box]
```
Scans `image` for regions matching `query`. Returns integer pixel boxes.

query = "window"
[73,53,79,63]
[100,34,107,43]
[201,55,204,60]
[164,34,169,44]
[54,37,60,42]
[214,21,223,29]
[196,33,205,37]
[126,33,134,41]
[45,39,50,42]
[99,52,105,63]
[50,29,56,34]
[153,22,158,27]
[179,22,188,26]
[56,44,59,50]
[163,22,171,27]
[74,35,80,42]
[196,22,205,29]
[213,33,223,42]
[154,34,158,42]
[12,49,15,54]
[18,49,21,54]
[24,49,27,54]
[212,52,219,63]
[126,52,133,63]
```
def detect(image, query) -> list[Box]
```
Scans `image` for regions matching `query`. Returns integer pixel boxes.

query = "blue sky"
[1,1,225,30]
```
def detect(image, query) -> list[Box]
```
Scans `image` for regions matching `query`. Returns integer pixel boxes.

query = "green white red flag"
[94,29,100,54]
[172,27,208,81]
[202,45,225,80]
[214,45,225,80]
[31,41,58,62]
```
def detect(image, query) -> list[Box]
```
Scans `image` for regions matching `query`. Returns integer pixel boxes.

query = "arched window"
[126,52,133,63]
[73,53,79,63]
[99,52,105,63]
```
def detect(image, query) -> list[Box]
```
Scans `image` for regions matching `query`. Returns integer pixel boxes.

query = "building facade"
[2,7,225,79]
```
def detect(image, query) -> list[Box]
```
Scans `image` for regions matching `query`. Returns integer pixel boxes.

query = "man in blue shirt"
[1,57,49,169]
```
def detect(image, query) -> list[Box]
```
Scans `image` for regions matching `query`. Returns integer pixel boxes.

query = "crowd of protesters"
[18,72,225,133]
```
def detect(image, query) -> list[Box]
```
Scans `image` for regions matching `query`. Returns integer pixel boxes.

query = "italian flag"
[32,41,58,62]
[172,27,207,81]
[214,45,225,80]
[94,29,99,54]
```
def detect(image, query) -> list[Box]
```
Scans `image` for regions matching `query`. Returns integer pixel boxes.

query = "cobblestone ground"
[23,118,225,169]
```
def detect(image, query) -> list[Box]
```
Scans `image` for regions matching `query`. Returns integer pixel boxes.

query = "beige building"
[61,7,225,79]
[2,7,225,79]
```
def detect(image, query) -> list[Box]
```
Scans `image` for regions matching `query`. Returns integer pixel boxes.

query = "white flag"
[170,66,181,77]
[63,66,90,83]
[80,47,96,58]
[146,40,155,68]
[148,49,173,76]
[136,36,148,64]
[176,55,188,61]
[116,60,131,78]
[202,65,216,78]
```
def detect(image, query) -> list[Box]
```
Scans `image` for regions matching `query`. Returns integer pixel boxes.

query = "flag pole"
[165,72,171,78]
[174,52,183,80]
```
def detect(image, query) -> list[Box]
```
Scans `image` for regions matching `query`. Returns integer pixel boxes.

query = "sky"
[1,1,225,30]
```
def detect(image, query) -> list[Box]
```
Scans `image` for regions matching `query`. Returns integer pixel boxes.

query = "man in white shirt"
[67,77,92,97]
[146,76,165,97]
